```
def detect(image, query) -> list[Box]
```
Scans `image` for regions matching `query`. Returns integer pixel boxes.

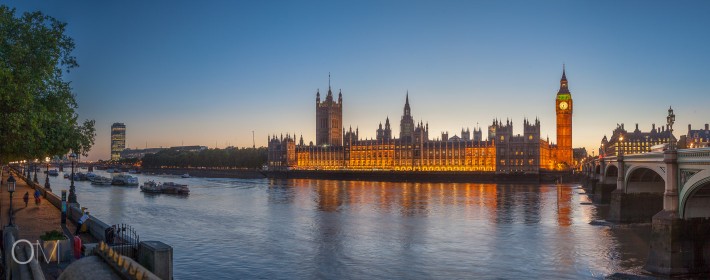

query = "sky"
[5,0,710,161]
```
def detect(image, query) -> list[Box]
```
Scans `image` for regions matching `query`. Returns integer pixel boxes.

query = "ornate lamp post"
[45,157,51,190]
[68,153,77,203]
[667,106,675,150]
[618,135,624,157]
[7,175,16,226]
[33,160,39,183]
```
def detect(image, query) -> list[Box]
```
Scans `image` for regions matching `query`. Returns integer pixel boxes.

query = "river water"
[47,170,651,279]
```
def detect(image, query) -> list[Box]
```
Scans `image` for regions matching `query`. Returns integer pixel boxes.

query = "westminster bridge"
[580,147,710,276]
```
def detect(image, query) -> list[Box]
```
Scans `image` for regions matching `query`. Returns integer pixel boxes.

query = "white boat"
[181,173,191,178]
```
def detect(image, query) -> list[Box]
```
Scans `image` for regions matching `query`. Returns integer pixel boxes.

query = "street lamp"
[618,135,624,157]
[7,175,16,226]
[33,159,38,183]
[667,106,676,150]
[68,153,77,203]
[45,157,51,190]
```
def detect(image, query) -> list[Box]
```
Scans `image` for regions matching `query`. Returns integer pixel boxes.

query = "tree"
[0,5,95,163]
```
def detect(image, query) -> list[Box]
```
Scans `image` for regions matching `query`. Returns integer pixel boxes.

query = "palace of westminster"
[268,69,577,173]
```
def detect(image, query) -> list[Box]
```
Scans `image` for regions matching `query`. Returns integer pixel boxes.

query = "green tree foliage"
[142,147,268,169]
[0,6,95,163]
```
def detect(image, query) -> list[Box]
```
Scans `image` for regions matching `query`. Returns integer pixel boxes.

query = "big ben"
[555,66,573,168]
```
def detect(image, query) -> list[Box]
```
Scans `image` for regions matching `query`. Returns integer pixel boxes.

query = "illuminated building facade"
[600,123,674,156]
[555,66,573,167]
[269,69,574,172]
[316,76,343,146]
[685,124,710,148]
[111,122,126,161]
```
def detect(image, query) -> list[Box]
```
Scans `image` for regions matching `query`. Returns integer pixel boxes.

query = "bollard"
[61,190,67,224]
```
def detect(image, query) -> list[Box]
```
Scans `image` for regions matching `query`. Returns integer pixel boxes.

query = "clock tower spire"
[555,65,573,168]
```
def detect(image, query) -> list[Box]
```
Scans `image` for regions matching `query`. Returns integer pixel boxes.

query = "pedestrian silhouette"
[34,189,41,206]
[23,192,29,207]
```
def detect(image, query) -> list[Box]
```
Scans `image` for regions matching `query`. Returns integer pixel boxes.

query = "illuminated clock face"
[559,101,569,110]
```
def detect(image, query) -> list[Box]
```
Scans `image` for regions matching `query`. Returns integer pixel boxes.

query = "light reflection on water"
[48,171,649,279]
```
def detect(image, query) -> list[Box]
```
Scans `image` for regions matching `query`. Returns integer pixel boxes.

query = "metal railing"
[106,223,140,259]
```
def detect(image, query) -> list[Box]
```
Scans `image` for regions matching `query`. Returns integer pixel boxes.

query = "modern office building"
[111,123,126,160]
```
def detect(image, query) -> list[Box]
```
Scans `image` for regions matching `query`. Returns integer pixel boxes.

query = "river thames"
[48,170,650,279]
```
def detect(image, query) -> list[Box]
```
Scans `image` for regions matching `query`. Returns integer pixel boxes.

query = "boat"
[140,181,161,193]
[90,176,112,185]
[181,173,190,178]
[112,174,138,186]
[106,168,114,173]
[48,169,59,176]
[161,182,190,194]
[140,181,189,194]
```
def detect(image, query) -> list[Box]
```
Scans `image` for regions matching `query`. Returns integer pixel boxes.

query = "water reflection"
[46,173,651,279]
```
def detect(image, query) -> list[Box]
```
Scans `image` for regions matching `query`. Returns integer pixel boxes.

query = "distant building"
[120,148,164,159]
[600,123,673,156]
[120,145,209,160]
[685,124,710,149]
[269,68,576,172]
[111,123,126,160]
[573,148,588,168]
[170,145,209,152]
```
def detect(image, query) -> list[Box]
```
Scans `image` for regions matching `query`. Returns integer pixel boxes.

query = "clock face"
[559,101,568,110]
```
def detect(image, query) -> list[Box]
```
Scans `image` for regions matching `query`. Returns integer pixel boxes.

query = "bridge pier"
[646,211,710,275]
[593,183,615,204]
[646,150,710,275]
[608,191,663,223]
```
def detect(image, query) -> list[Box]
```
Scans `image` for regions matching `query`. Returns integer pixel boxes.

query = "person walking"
[33,189,41,206]
[23,192,29,207]
[75,211,90,235]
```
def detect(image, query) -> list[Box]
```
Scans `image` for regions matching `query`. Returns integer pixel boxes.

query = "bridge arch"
[624,165,665,193]
[680,170,710,219]
[603,164,619,185]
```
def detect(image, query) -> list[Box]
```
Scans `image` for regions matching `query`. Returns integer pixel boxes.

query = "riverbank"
[267,170,581,183]
[141,168,265,179]
[142,168,581,183]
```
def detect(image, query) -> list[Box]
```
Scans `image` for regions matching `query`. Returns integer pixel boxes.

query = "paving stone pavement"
[1,168,98,279]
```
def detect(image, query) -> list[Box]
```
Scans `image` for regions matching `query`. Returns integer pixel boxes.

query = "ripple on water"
[46,174,651,279]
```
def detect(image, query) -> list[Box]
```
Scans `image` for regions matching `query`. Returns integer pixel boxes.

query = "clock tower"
[555,66,573,167]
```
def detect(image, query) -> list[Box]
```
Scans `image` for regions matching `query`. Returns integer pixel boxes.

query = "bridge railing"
[678,147,710,163]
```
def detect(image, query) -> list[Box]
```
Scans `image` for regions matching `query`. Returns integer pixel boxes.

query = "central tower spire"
[558,64,570,94]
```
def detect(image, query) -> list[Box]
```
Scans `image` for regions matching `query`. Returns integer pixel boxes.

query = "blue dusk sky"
[5,0,710,161]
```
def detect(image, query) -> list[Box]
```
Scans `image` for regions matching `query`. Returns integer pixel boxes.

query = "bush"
[40,230,66,241]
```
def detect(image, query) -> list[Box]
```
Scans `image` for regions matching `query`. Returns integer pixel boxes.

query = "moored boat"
[140,181,161,193]
[48,169,59,176]
[140,181,189,194]
[90,176,112,185]
[181,173,190,178]
[112,174,139,186]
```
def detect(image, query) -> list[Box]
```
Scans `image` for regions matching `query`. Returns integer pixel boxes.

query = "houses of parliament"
[268,68,575,173]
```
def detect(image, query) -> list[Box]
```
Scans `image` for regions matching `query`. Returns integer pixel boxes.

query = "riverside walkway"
[0,170,79,242]
[0,168,97,279]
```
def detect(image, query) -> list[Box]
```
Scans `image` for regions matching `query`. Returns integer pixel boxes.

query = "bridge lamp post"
[618,135,624,157]
[667,106,675,150]
[7,175,15,226]
[68,153,77,203]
